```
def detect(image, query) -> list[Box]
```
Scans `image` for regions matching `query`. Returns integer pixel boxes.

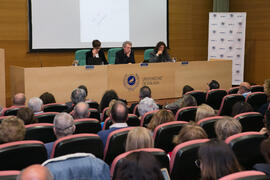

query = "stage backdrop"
[208,12,246,85]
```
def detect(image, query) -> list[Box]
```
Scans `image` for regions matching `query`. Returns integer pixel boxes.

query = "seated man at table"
[115,41,135,64]
[86,40,108,65]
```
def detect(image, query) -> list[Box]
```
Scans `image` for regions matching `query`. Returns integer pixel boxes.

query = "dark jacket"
[86,49,108,65]
[115,49,135,64]
[149,51,172,63]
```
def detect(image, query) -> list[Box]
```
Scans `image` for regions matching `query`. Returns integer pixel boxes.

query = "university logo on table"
[123,74,140,91]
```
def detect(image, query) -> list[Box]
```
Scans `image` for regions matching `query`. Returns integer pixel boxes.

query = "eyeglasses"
[195,159,200,168]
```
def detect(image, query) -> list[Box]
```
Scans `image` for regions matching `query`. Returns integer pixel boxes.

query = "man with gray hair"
[28,97,43,114]
[115,41,135,64]
[66,88,86,113]
[45,113,76,158]
[72,102,89,119]
[138,97,159,117]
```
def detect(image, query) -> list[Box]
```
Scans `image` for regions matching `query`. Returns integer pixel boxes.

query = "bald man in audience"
[72,102,89,119]
[238,82,251,98]
[45,113,76,158]
[1,93,26,115]
[17,165,53,180]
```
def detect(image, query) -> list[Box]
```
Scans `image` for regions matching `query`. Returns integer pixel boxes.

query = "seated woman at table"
[86,40,108,65]
[149,41,172,63]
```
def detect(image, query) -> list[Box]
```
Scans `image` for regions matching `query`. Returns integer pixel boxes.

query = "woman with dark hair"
[231,101,254,117]
[99,90,119,113]
[17,107,38,125]
[149,41,172,63]
[86,40,108,65]
[115,151,164,180]
[39,92,56,105]
[198,140,241,180]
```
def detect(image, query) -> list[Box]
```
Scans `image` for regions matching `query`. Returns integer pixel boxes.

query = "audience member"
[40,92,56,105]
[0,116,26,143]
[17,107,38,125]
[178,94,197,109]
[231,101,254,117]
[78,85,88,98]
[115,41,135,64]
[17,165,53,180]
[1,93,26,116]
[207,80,220,90]
[149,41,172,63]
[195,104,215,122]
[66,88,86,112]
[147,110,175,132]
[99,90,118,113]
[237,82,251,98]
[105,99,117,117]
[28,97,43,114]
[125,127,153,152]
[115,151,164,180]
[138,97,159,117]
[72,102,89,119]
[215,116,242,140]
[198,140,241,180]
[259,79,270,115]
[98,101,128,146]
[129,86,151,114]
[45,113,75,158]
[86,39,108,65]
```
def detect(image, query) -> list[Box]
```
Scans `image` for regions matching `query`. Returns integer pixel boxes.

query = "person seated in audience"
[125,127,153,152]
[78,85,89,99]
[115,41,135,64]
[237,82,251,98]
[198,140,241,180]
[231,101,254,117]
[66,88,86,113]
[138,97,159,117]
[129,86,152,114]
[207,80,220,90]
[39,92,56,105]
[86,39,108,65]
[72,102,89,119]
[259,79,270,115]
[17,164,53,180]
[115,151,164,180]
[147,110,175,132]
[99,90,119,113]
[28,97,44,114]
[165,85,194,111]
[195,104,216,122]
[1,93,26,115]
[105,99,117,118]
[17,107,38,125]
[0,116,26,143]
[149,41,172,63]
[98,101,128,147]
[45,113,76,158]
[215,116,242,141]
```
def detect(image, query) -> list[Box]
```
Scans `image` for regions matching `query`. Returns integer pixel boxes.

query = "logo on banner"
[123,74,140,91]
[220,54,224,58]
[229,46,233,51]
[229,30,233,34]
[213,30,217,34]
[220,38,225,42]
[237,38,241,42]
[221,22,225,26]
[230,14,234,18]
[212,46,216,50]
[238,22,243,26]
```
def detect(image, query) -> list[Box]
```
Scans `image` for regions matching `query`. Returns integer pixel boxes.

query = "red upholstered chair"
[88,108,100,121]
[228,86,240,94]
[50,134,103,159]
[86,101,99,110]
[234,112,264,132]
[110,148,170,180]
[251,85,264,93]
[246,92,268,111]
[0,171,20,180]
[140,110,159,127]
[218,171,266,180]
[206,89,227,110]
[197,116,224,138]
[175,106,197,122]
[2,106,24,116]
[185,91,206,105]
[170,139,210,180]
[25,123,56,143]
[218,94,245,116]
[43,103,68,113]
[225,132,266,169]
[74,118,101,134]
[101,107,109,122]
[35,112,59,123]
[153,121,188,153]
[0,140,47,170]
[103,117,113,130]
[103,127,134,165]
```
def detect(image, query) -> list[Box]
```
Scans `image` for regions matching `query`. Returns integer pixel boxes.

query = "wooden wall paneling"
[0,49,5,107]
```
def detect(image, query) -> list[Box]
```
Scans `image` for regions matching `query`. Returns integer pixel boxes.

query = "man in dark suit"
[115,41,135,64]
[86,40,108,65]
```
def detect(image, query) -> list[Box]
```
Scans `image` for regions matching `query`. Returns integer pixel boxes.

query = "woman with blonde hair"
[195,104,215,122]
[147,110,175,132]
[125,127,153,152]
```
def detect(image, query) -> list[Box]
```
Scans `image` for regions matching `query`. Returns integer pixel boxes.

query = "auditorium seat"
[185,90,206,105]
[234,112,264,132]
[153,121,188,153]
[86,101,99,110]
[88,108,100,121]
[3,106,24,116]
[108,48,122,64]
[251,85,264,93]
[75,49,90,66]
[218,94,245,116]
[103,127,134,165]
[0,171,20,180]
[43,103,68,113]
[74,118,101,134]
[101,107,109,122]
[206,89,227,110]
[132,104,140,117]
[25,123,56,143]
[0,140,47,170]
[175,106,197,122]
[225,132,266,169]
[197,116,224,138]
[228,86,240,94]
[246,92,268,111]
[218,171,267,180]
[170,139,210,180]
[35,112,59,123]
[50,134,103,159]
[143,48,154,62]
[111,148,169,180]
[140,110,159,127]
